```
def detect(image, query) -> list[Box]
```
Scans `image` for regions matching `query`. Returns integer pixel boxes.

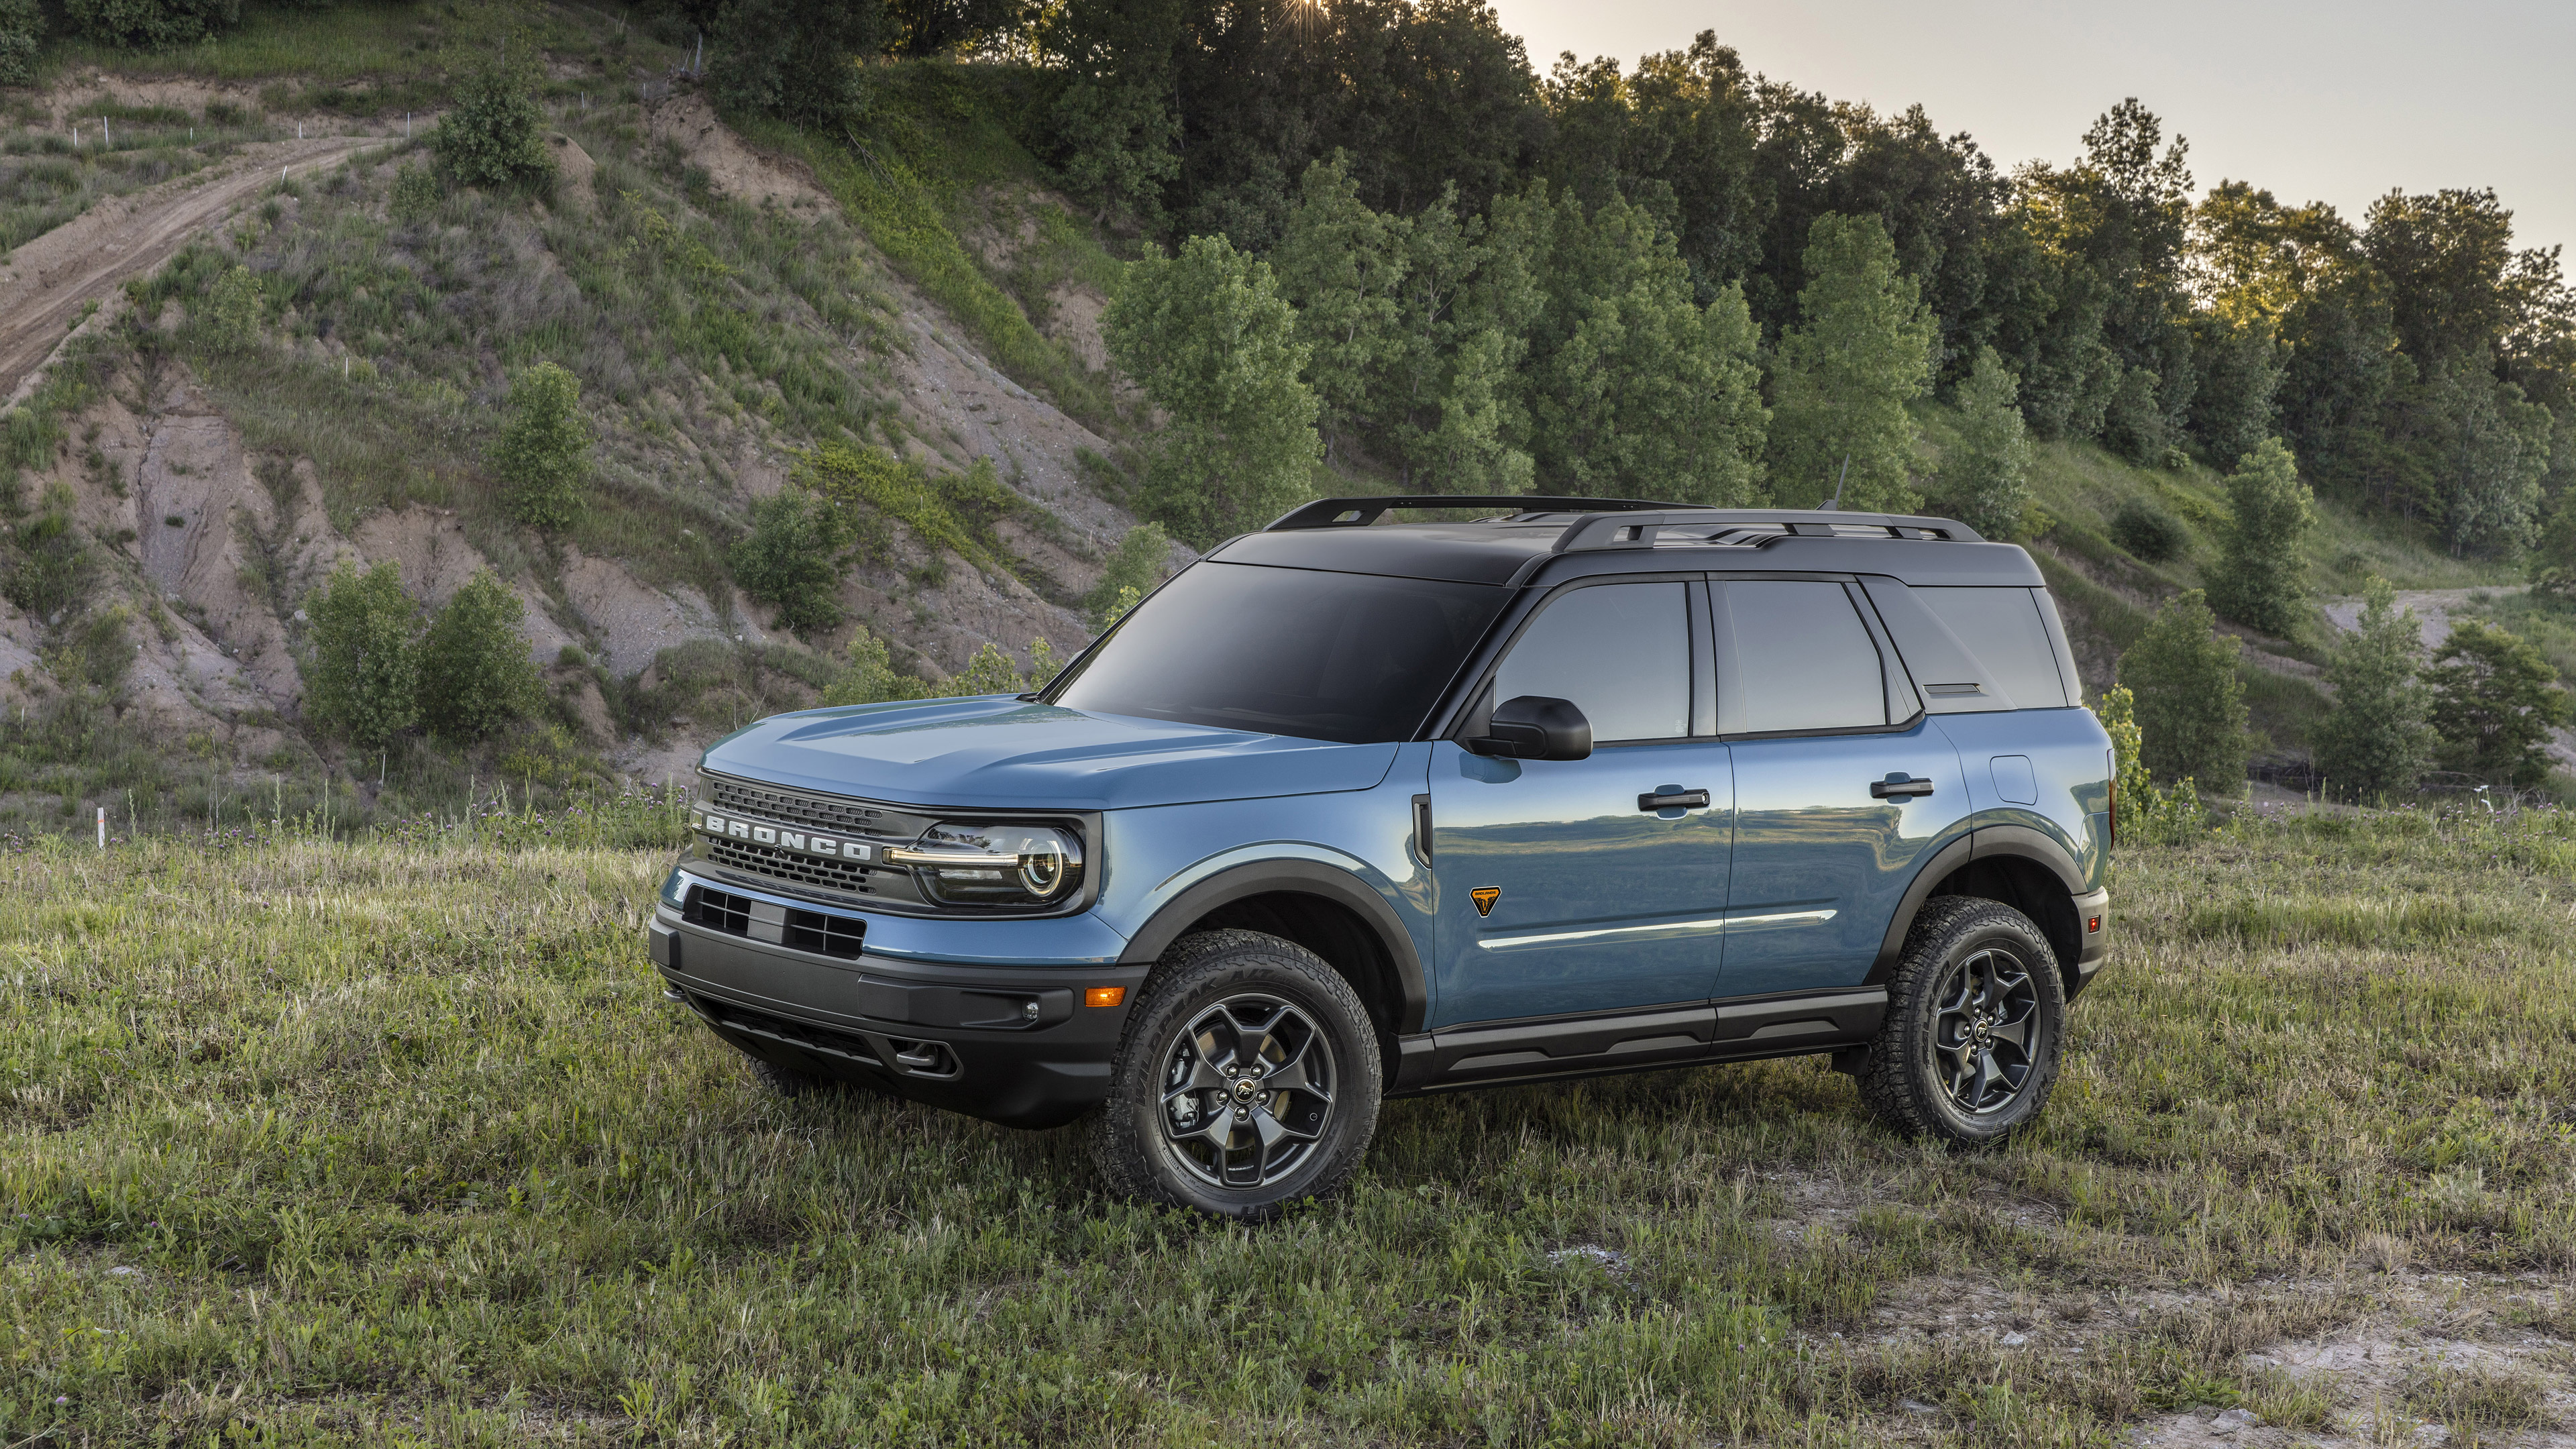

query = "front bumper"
[649,871,1146,1128]
[2068,886,2110,998]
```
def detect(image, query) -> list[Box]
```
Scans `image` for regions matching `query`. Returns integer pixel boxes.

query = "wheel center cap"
[1232,1079,1260,1102]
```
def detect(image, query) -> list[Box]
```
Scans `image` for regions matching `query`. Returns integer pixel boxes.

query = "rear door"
[1429,578,1733,1027]
[1712,578,1970,1002]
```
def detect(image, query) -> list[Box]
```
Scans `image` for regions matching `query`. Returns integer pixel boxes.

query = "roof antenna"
[1820,453,1851,511]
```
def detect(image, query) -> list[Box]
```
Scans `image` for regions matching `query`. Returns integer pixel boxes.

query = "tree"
[696,0,880,125]
[822,625,906,706]
[2092,682,2204,843]
[1270,157,1409,463]
[433,52,555,193]
[2425,619,2568,786]
[304,561,419,747]
[733,490,850,635]
[416,571,541,741]
[0,0,42,87]
[492,363,591,533]
[2207,437,2314,637]
[64,0,237,47]
[1766,212,1935,511]
[1103,234,1321,547]
[2312,577,2432,798]
[2117,590,2248,792]
[1083,522,1171,629]
[1938,347,2031,537]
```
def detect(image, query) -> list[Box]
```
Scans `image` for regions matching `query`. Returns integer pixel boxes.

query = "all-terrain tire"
[1092,930,1381,1220]
[746,1053,831,1099]
[1855,896,2066,1146]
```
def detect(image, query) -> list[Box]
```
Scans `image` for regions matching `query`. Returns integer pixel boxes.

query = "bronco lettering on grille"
[694,810,877,863]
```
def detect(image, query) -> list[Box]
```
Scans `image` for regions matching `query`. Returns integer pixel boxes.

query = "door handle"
[1637,788,1711,812]
[1871,775,1935,798]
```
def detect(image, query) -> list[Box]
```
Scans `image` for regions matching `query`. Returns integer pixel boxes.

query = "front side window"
[1492,582,1690,743]
[1717,580,1890,735]
[1044,562,1509,743]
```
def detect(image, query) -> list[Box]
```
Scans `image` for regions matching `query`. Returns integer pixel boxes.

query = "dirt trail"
[2320,585,2526,651]
[0,134,382,404]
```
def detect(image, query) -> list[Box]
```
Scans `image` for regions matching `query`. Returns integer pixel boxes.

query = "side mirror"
[1474,695,1593,761]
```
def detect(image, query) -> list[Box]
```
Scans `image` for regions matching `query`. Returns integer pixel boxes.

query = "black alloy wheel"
[1093,930,1380,1218]
[1855,896,2065,1146]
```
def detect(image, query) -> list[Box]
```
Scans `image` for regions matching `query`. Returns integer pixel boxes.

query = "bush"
[732,490,849,635]
[64,0,238,48]
[304,561,419,747]
[1083,521,1170,629]
[3,510,95,621]
[2109,497,2188,561]
[2426,618,2569,788]
[492,363,590,532]
[389,164,442,223]
[431,52,554,193]
[200,264,262,354]
[2207,437,2313,638]
[2118,589,2249,792]
[2093,683,2206,843]
[66,607,133,690]
[2312,577,2432,798]
[416,570,541,741]
[820,625,906,706]
[0,0,42,87]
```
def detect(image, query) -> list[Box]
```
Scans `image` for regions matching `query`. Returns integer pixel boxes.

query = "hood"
[699,696,1401,811]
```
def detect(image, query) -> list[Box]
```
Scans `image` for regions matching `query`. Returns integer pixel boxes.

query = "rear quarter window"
[1913,588,2070,708]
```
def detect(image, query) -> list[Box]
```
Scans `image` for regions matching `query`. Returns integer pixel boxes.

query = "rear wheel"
[1855,896,2065,1146]
[1092,930,1381,1219]
[746,1053,830,1099]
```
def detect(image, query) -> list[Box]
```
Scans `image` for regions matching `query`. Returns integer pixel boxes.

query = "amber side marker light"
[1085,986,1127,1008]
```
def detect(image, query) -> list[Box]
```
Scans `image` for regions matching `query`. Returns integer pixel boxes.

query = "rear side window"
[1715,580,1891,735]
[1913,588,2070,708]
[1494,582,1691,743]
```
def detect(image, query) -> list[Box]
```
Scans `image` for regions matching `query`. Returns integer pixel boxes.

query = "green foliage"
[1047,78,1179,225]
[2426,618,2569,787]
[701,0,881,125]
[1938,347,2031,537]
[2108,496,2188,561]
[415,570,541,742]
[200,264,263,354]
[792,442,1023,576]
[2118,589,2249,792]
[3,509,95,622]
[2312,577,2433,798]
[1766,213,1935,511]
[732,490,851,635]
[303,560,419,748]
[1083,522,1169,629]
[491,363,590,533]
[64,0,238,48]
[2208,437,2314,637]
[1104,233,1320,546]
[820,625,906,706]
[2093,682,2206,843]
[0,0,41,86]
[431,52,555,193]
[388,163,442,224]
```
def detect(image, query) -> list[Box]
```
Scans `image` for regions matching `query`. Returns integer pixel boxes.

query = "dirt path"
[0,134,383,404]
[2319,585,2525,651]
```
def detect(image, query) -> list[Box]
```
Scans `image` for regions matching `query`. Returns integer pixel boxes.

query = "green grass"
[3,806,2572,1442]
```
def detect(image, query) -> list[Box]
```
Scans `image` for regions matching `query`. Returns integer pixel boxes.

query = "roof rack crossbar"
[1260,496,1983,549]
[1265,495,1684,531]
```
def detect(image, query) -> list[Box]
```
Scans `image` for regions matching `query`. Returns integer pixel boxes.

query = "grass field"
[3,803,2572,1446]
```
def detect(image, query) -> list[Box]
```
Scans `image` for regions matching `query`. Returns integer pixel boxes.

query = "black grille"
[704,837,878,895]
[785,908,865,959]
[704,777,912,837]
[687,885,753,935]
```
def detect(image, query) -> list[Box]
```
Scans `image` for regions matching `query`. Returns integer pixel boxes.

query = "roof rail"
[1263,496,1982,547]
[1265,495,1684,530]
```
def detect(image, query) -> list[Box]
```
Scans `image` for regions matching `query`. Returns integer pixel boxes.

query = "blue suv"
[648,498,2114,1216]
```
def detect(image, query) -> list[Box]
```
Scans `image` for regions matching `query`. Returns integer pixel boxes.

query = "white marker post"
[96,806,105,850]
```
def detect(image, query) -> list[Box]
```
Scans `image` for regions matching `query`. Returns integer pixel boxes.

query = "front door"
[1430,579,1733,1026]
[1710,578,1970,1000]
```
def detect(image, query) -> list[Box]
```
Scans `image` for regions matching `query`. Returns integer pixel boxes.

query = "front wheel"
[1855,897,2065,1146]
[1091,930,1381,1219]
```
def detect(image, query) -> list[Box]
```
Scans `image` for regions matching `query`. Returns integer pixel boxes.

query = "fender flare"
[1116,859,1429,1034]
[1868,826,2087,981]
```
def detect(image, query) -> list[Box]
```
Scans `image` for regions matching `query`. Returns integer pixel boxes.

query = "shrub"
[3,510,95,621]
[2312,577,2432,798]
[732,490,849,635]
[416,570,541,741]
[389,163,442,223]
[2426,619,2569,787]
[1083,521,1170,629]
[200,264,263,354]
[67,606,133,690]
[431,52,554,193]
[2118,589,2249,792]
[2093,683,2206,843]
[492,363,590,532]
[304,560,419,747]
[0,0,42,87]
[2207,437,2314,638]
[2109,497,2188,561]
[820,625,906,706]
[64,0,238,48]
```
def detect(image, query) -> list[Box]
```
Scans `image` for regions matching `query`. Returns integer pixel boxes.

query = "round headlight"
[888,822,1085,908]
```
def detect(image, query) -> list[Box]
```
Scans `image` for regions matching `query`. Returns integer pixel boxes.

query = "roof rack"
[1263,497,1982,549]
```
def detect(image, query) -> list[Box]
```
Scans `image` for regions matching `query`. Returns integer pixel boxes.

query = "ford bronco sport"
[647,497,2114,1217]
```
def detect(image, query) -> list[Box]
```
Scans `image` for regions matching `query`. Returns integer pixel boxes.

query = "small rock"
[2000,1330,2029,1346]
[107,1265,140,1276]
[1899,1399,1941,1417]
[2210,1407,2258,1435]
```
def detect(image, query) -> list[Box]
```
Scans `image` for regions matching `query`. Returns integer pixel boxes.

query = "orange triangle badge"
[1470,888,1501,917]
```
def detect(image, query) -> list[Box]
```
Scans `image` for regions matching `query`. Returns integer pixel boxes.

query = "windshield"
[1044,561,1510,743]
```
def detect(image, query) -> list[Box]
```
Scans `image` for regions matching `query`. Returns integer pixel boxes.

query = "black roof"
[1205,497,2046,588]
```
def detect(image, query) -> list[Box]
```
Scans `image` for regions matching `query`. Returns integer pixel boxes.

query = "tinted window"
[1719,580,1888,734]
[1915,588,2068,708]
[1494,582,1689,743]
[1046,562,1507,743]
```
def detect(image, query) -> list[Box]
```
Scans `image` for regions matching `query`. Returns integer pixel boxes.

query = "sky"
[1483,0,2576,259]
